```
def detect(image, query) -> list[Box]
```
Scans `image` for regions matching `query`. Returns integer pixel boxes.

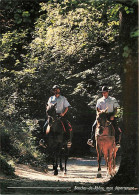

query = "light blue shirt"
[48,95,70,113]
[96,96,119,113]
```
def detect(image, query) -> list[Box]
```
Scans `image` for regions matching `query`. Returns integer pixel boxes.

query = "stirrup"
[87,139,94,147]
[39,139,47,148]
[116,143,120,148]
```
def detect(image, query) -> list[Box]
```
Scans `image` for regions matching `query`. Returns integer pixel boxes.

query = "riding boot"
[61,117,71,141]
[111,118,121,148]
[91,131,96,148]
[87,120,96,147]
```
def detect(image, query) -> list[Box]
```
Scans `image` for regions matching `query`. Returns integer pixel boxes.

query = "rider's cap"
[52,85,60,90]
[100,86,109,92]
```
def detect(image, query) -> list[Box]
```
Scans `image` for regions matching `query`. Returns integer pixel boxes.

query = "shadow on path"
[0,156,123,194]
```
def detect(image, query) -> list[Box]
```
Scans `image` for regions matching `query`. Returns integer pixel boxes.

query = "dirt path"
[0,156,121,194]
[15,157,120,183]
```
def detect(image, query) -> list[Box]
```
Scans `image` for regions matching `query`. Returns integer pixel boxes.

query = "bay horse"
[95,109,118,177]
[46,103,72,175]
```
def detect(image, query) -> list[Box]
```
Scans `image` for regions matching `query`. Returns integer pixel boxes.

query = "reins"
[99,121,112,130]
[97,120,115,137]
[48,115,67,132]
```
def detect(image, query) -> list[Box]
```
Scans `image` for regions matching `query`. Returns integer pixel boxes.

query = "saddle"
[60,120,72,132]
[46,118,72,134]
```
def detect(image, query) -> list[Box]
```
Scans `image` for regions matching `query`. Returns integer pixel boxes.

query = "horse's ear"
[97,108,101,113]
[54,102,57,107]
[46,104,49,112]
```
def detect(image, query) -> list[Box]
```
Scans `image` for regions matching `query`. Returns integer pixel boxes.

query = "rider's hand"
[110,116,114,120]
[60,113,64,117]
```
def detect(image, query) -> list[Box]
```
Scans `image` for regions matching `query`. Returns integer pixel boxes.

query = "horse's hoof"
[110,173,115,178]
[97,173,102,178]
[64,172,67,175]
[110,171,116,177]
[44,168,48,173]
[112,171,116,176]
[43,165,48,173]
[54,170,58,175]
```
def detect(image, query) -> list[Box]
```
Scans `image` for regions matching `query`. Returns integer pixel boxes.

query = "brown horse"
[95,109,118,177]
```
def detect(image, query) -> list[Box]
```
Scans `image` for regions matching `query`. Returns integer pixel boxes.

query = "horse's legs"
[103,151,109,176]
[97,150,102,178]
[104,149,113,176]
[108,149,114,176]
[60,158,63,171]
[64,148,69,175]
[64,154,68,175]
[53,154,58,175]
[112,147,118,175]
[60,150,64,171]
[112,153,115,175]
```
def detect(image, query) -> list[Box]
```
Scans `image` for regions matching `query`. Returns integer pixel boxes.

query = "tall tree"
[108,0,138,187]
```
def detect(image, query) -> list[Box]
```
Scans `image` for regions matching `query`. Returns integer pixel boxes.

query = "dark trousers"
[91,120,97,141]
[43,120,48,132]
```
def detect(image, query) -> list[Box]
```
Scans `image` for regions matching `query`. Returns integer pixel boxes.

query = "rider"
[87,86,121,148]
[47,85,70,118]
[41,85,71,146]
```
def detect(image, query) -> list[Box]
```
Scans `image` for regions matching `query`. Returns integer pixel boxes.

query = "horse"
[45,103,72,175]
[95,109,118,178]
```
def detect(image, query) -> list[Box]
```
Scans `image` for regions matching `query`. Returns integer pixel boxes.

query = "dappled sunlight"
[14,157,121,184]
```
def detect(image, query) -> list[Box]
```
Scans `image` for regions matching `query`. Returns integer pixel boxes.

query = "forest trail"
[0,156,121,194]
[15,157,120,183]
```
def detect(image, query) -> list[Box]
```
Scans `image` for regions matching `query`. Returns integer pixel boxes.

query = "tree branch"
[115,0,138,7]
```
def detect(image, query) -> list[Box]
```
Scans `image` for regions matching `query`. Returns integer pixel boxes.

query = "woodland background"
[0,0,138,187]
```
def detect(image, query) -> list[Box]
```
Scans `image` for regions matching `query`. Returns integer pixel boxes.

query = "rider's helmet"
[52,85,60,90]
[51,85,60,93]
[100,86,109,92]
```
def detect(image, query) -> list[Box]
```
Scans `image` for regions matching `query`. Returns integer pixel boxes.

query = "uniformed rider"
[87,86,121,148]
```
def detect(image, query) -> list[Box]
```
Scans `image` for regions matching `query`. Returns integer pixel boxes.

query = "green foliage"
[0,155,15,176]
[27,0,122,113]
[122,46,131,58]
[0,0,41,32]
[0,0,125,166]
[124,6,134,14]
[130,29,139,37]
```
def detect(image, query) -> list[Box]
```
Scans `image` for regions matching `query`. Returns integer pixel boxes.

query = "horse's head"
[46,103,57,118]
[96,108,108,129]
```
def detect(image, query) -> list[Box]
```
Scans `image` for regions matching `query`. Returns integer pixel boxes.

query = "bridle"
[99,121,112,130]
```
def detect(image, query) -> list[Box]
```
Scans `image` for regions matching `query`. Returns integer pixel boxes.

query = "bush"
[0,155,15,176]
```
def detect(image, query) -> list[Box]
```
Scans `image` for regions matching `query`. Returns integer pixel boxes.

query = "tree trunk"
[108,4,138,186]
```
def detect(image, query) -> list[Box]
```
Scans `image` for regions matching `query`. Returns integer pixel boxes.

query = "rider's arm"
[60,96,70,117]
[60,107,68,117]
